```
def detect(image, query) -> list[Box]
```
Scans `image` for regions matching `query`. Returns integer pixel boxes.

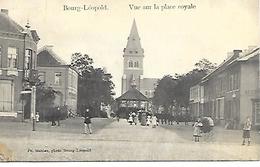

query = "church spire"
[129,19,139,40]
[124,19,143,55]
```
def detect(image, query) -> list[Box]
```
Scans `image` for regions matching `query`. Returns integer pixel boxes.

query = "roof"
[117,87,148,101]
[0,11,40,43]
[0,12,24,34]
[124,19,143,55]
[238,47,259,61]
[30,30,40,43]
[37,46,67,67]
[201,47,259,83]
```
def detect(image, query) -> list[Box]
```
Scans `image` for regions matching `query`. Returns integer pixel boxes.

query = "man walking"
[242,116,252,146]
[84,108,92,134]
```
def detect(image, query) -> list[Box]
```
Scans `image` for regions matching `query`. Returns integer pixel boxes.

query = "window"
[128,60,133,68]
[229,74,234,90]
[38,72,46,82]
[7,47,17,68]
[145,91,148,96]
[134,61,139,68]
[0,46,2,67]
[135,51,138,54]
[255,101,260,125]
[25,49,32,70]
[54,72,61,85]
[233,73,238,89]
[129,51,133,54]
[0,80,13,112]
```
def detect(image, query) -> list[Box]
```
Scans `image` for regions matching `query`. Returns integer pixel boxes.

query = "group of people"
[192,116,252,146]
[156,113,193,125]
[82,106,253,146]
[127,112,158,128]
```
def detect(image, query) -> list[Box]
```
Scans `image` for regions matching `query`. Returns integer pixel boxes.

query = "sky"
[1,0,259,97]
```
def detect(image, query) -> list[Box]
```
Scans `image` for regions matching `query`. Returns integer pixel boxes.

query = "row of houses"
[190,47,260,128]
[0,9,78,121]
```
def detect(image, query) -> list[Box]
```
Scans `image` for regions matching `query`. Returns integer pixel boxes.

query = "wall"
[240,61,258,124]
[0,30,37,118]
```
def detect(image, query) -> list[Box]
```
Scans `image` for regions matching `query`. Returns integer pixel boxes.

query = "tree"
[35,82,57,121]
[21,80,57,121]
[194,58,217,74]
[70,53,115,117]
[152,58,217,112]
[174,58,217,108]
[152,75,177,113]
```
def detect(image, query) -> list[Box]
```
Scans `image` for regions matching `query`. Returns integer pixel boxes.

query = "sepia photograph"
[0,0,259,162]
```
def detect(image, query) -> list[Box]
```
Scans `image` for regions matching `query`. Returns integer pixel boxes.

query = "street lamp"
[22,21,38,131]
[30,70,38,131]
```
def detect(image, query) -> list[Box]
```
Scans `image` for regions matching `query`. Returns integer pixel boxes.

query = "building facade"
[189,84,204,118]
[0,9,40,120]
[121,20,158,98]
[190,47,260,128]
[37,46,78,113]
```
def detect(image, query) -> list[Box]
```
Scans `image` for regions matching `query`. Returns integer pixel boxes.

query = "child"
[128,115,133,125]
[151,115,157,128]
[242,116,252,146]
[193,119,203,142]
[146,115,151,126]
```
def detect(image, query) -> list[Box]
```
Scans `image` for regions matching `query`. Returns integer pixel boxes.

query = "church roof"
[124,19,143,55]
[117,87,148,101]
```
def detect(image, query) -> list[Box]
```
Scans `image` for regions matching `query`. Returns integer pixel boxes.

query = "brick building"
[0,9,40,120]
[37,46,78,114]
[190,47,260,128]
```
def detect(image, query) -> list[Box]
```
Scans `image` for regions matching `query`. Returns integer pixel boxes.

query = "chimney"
[233,50,242,58]
[1,9,9,15]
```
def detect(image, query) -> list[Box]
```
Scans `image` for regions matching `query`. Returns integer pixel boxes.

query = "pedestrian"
[146,115,151,126]
[128,114,133,125]
[133,113,138,125]
[207,117,214,134]
[116,114,120,122]
[193,118,203,142]
[242,116,252,146]
[84,109,92,134]
[151,115,157,128]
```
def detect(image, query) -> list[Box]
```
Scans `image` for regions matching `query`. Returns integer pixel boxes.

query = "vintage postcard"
[0,0,259,162]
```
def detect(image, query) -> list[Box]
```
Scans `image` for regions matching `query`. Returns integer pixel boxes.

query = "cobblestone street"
[0,118,260,161]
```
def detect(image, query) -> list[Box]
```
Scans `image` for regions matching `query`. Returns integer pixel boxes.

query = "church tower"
[121,19,144,94]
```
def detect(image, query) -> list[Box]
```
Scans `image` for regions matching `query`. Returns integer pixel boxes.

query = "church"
[121,20,158,98]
